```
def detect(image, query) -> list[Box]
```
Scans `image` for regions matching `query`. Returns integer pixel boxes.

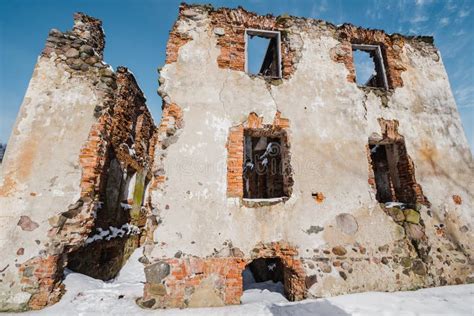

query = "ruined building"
[0,13,156,310]
[0,3,473,312]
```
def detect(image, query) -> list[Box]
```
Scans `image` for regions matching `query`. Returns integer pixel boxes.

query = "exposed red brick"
[368,119,429,206]
[249,241,306,301]
[452,195,462,205]
[172,4,297,78]
[142,241,305,308]
[331,24,406,89]
[111,67,156,177]
[165,30,192,64]
[19,255,65,310]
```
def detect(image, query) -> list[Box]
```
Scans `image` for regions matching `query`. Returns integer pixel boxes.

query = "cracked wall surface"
[0,2,472,312]
[0,13,156,311]
[145,3,474,309]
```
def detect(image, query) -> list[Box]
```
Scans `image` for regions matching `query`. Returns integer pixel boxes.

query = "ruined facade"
[0,14,155,311]
[142,4,473,308]
[0,3,473,312]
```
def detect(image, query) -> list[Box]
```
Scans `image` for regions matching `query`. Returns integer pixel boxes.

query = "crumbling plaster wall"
[363,42,473,255]
[0,54,102,311]
[0,14,156,311]
[147,4,473,307]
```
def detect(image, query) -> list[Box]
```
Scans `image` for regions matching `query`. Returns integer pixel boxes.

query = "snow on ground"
[241,266,287,305]
[20,247,474,315]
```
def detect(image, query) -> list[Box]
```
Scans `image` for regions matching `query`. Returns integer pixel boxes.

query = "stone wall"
[145,3,473,309]
[0,13,156,311]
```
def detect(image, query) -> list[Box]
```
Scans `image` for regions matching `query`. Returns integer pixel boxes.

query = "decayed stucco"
[0,13,156,311]
[0,3,472,312]
[145,4,473,308]
[0,56,99,309]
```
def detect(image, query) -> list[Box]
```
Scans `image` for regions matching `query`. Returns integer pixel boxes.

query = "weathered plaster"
[0,14,156,311]
[147,4,473,308]
[0,56,99,309]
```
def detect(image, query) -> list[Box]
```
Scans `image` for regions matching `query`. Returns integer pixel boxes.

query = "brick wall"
[112,67,156,176]
[208,5,297,78]
[331,24,407,89]
[167,4,297,78]
[140,241,305,309]
[367,119,429,206]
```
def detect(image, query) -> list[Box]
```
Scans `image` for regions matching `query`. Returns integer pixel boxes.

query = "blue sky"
[0,0,472,151]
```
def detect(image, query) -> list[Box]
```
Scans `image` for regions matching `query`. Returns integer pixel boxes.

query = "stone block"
[404,223,425,240]
[65,48,79,58]
[305,275,317,289]
[387,207,405,222]
[17,216,39,231]
[144,261,170,284]
[48,215,67,228]
[332,246,347,256]
[412,260,427,275]
[187,276,225,308]
[148,283,167,296]
[336,213,358,235]
[403,209,420,224]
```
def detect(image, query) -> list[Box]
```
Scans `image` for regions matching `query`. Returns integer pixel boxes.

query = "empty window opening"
[67,157,142,281]
[243,128,290,199]
[242,258,288,301]
[246,29,281,78]
[352,44,388,89]
[369,141,418,204]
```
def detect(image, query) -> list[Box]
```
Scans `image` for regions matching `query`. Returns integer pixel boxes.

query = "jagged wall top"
[72,12,105,57]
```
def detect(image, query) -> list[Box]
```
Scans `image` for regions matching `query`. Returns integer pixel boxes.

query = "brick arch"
[248,241,306,301]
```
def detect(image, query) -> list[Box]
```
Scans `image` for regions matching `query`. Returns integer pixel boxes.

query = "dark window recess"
[67,240,127,281]
[246,30,281,78]
[352,44,388,89]
[246,258,284,283]
[243,128,290,199]
[369,141,418,204]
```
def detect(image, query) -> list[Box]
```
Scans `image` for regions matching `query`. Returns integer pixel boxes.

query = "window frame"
[242,128,289,200]
[245,29,282,79]
[352,44,389,90]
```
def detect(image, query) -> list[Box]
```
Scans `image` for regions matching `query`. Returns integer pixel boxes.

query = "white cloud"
[415,0,433,7]
[412,14,429,23]
[310,0,328,18]
[365,0,385,20]
[446,0,457,11]
[454,85,474,109]
[458,9,471,18]
[353,50,376,85]
[439,17,450,26]
[365,8,381,20]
